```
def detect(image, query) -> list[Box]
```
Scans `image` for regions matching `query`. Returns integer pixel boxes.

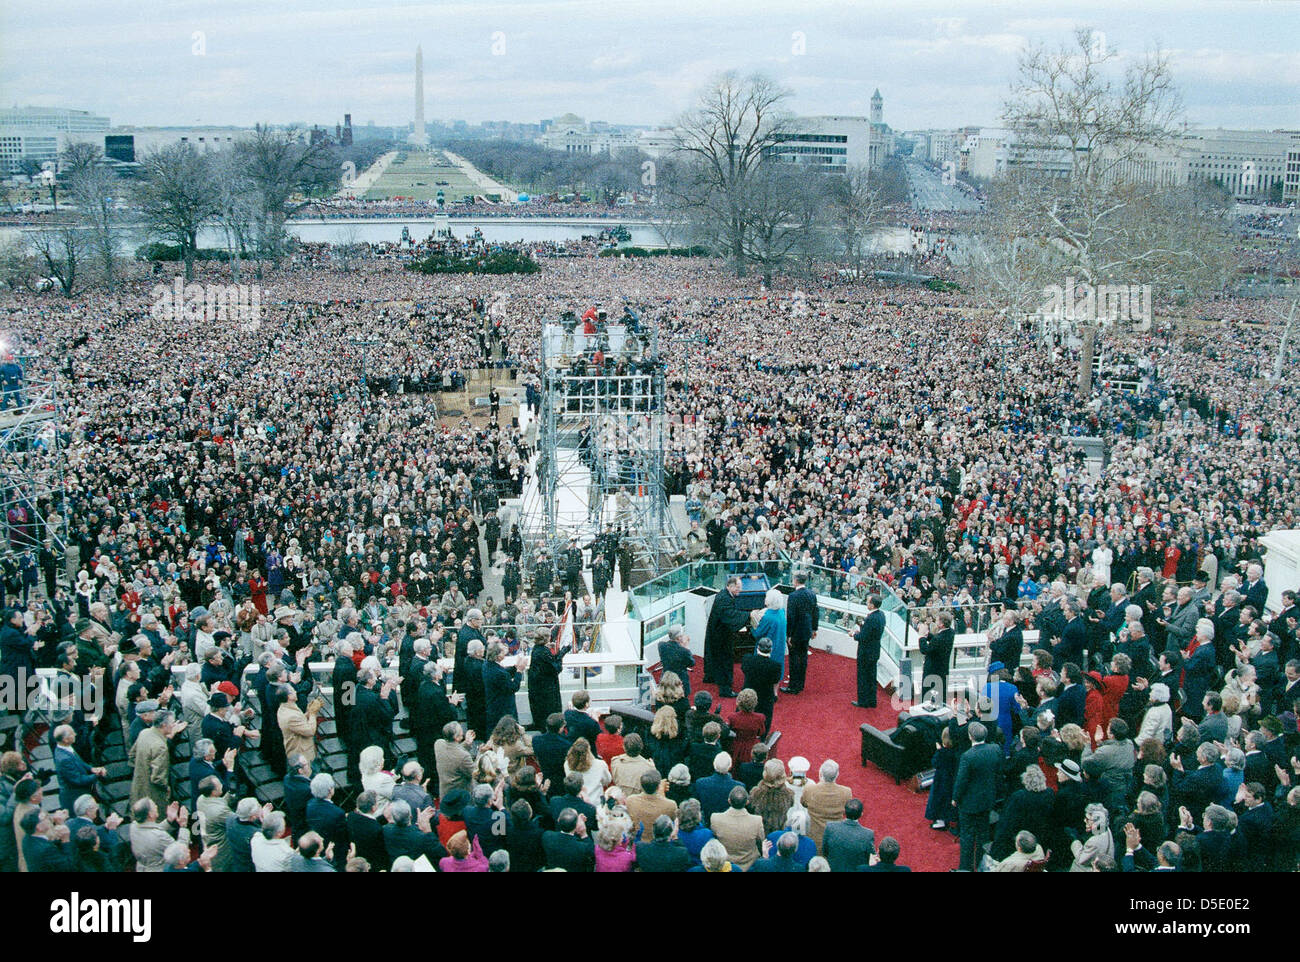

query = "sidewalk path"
[337,150,397,199]
[442,150,516,202]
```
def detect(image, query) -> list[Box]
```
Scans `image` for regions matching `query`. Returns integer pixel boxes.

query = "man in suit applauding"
[784,574,818,695]
[1242,564,1269,621]
[542,808,595,872]
[953,722,1001,871]
[53,724,104,813]
[635,814,690,872]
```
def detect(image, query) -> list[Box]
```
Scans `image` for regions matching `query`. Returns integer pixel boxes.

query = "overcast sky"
[2,0,1296,132]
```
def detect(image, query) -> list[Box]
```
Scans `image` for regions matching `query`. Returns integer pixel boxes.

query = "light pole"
[40,169,57,211]
[348,337,381,412]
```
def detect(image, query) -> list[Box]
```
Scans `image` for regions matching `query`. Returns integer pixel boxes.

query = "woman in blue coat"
[751,589,788,680]
[481,640,525,734]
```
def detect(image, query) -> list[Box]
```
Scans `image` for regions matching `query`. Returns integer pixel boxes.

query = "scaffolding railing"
[520,312,680,581]
[0,350,67,561]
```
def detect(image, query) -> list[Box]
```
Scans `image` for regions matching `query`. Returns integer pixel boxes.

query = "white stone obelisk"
[410,44,428,147]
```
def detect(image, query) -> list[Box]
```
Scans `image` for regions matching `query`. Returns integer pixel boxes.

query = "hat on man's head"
[136,699,160,714]
[274,606,295,620]
[439,789,470,820]
[1056,759,1082,782]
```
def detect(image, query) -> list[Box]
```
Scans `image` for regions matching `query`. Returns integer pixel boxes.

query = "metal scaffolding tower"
[0,348,68,564]
[520,310,680,583]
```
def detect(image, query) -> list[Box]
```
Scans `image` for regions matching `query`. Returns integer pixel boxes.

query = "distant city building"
[1285,142,1300,203]
[1181,127,1297,201]
[637,128,677,158]
[104,134,135,163]
[355,122,405,141]
[927,127,980,166]
[766,91,895,173]
[537,114,639,155]
[963,128,1073,180]
[106,126,249,156]
[959,122,1298,201]
[0,105,110,135]
[472,119,542,141]
[1097,140,1188,188]
[0,105,111,174]
[0,130,59,174]
[902,131,931,159]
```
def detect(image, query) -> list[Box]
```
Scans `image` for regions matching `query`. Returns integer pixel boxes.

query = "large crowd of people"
[914,565,1299,872]
[293,197,658,221]
[0,213,1297,871]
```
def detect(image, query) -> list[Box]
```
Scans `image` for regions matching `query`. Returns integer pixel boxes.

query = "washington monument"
[409,44,428,147]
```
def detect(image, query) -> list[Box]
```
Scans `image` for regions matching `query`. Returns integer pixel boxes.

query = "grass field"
[363,149,505,203]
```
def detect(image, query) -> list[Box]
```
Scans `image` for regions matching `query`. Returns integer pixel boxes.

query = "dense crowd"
[909,563,1300,872]
[294,198,658,221]
[0,229,1296,871]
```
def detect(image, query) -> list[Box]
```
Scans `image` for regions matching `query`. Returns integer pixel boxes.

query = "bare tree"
[653,152,713,251]
[135,143,221,281]
[60,141,103,180]
[975,28,1233,393]
[671,72,793,276]
[1270,299,1299,384]
[211,150,258,283]
[234,125,339,269]
[1004,28,1184,187]
[0,236,38,291]
[827,165,889,280]
[1255,222,1300,384]
[28,225,91,296]
[63,144,120,290]
[965,174,1061,320]
[738,164,831,284]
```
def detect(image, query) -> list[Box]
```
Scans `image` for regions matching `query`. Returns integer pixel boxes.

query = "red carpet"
[682,650,958,872]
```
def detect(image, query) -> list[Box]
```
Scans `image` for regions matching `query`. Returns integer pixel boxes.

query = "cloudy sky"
[2,0,1296,132]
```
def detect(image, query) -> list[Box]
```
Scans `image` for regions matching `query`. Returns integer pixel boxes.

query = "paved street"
[904,158,983,213]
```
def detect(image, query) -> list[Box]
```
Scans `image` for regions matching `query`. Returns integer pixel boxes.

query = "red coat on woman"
[726,710,767,764]
[1084,674,1107,748]
[1100,673,1128,728]
[1161,545,1181,580]
[249,576,268,615]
